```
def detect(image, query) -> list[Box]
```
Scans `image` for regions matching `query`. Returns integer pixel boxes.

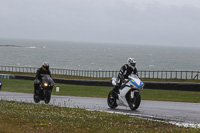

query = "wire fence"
[0,66,199,80]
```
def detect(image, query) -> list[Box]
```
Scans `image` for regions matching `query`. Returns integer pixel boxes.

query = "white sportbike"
[107,74,144,110]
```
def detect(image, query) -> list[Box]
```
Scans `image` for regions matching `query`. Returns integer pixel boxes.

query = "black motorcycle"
[33,74,54,104]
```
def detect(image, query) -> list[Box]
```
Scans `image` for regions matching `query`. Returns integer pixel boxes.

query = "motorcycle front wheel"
[128,92,141,110]
[44,90,51,104]
[33,91,40,103]
[107,91,118,109]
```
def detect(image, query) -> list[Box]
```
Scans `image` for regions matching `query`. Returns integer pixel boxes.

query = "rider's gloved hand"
[122,79,126,83]
[34,79,40,84]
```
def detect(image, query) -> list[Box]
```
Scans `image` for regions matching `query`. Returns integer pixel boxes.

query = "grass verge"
[0,100,199,132]
[1,78,200,103]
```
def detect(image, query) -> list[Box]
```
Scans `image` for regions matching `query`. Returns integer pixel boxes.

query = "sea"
[0,38,200,71]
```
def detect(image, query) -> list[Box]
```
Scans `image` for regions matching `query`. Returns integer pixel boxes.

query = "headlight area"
[44,83,48,87]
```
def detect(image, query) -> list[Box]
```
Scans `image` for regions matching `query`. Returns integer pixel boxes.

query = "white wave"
[25,46,45,49]
[25,46,37,49]
[148,65,155,67]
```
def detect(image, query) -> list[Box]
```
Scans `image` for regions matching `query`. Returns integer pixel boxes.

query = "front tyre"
[128,92,141,110]
[44,90,51,104]
[33,91,40,103]
[107,91,118,109]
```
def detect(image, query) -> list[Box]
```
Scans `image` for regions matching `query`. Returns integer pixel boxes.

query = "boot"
[112,86,120,94]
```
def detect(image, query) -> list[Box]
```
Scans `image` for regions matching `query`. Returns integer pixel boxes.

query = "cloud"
[0,0,200,47]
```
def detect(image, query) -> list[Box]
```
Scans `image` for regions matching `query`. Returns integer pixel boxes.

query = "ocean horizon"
[0,38,200,71]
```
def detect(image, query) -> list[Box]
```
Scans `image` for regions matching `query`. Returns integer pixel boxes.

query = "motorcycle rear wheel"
[128,92,141,110]
[107,91,118,109]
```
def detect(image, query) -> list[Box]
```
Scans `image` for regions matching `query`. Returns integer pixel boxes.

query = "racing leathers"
[112,64,138,93]
[34,67,52,92]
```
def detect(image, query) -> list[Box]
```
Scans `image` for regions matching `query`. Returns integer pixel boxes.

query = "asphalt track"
[0,91,200,127]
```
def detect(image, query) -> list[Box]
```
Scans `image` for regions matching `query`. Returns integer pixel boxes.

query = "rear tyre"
[107,91,118,109]
[128,92,141,110]
[44,90,51,104]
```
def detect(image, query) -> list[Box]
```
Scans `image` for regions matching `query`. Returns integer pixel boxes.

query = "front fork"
[131,90,134,99]
[131,87,142,98]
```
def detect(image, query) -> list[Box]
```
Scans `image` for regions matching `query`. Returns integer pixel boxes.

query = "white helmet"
[127,58,136,69]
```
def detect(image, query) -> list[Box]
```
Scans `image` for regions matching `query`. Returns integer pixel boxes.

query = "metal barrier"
[0,66,199,80]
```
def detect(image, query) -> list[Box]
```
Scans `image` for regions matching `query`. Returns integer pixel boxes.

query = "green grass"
[1,74,200,131]
[0,100,199,133]
[1,78,200,103]
[0,78,111,97]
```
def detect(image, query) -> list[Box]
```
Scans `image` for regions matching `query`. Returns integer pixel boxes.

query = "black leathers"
[34,67,51,91]
[118,64,138,81]
[35,67,51,80]
[113,64,138,93]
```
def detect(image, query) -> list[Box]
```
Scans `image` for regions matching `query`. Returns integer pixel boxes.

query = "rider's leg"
[112,80,122,94]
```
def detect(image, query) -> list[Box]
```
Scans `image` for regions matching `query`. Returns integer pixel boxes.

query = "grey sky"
[0,0,200,47]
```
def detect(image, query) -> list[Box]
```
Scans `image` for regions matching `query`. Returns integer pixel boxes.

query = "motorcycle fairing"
[130,80,144,88]
[119,84,130,90]
[118,86,131,106]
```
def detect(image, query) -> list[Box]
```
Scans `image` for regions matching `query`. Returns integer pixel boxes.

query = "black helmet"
[42,62,49,71]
